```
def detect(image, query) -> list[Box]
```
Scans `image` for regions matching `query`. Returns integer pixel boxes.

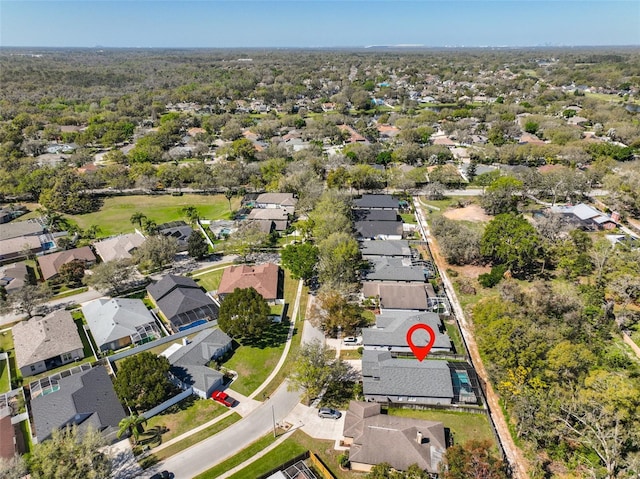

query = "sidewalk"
[150,278,304,455]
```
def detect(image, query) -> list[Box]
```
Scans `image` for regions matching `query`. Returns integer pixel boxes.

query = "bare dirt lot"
[443,204,493,222]
[450,264,491,279]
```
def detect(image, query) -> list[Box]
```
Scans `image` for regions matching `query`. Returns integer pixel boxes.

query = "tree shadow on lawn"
[242,320,294,349]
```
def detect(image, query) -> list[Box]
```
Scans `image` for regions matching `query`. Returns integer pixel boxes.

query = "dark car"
[150,471,172,479]
[318,407,342,419]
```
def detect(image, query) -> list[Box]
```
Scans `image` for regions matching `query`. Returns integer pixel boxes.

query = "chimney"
[416,431,423,444]
[182,337,188,346]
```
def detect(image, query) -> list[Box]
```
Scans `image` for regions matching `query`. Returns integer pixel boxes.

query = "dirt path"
[413,198,529,479]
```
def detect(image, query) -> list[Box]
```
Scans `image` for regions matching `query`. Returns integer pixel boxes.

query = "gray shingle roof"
[363,312,451,351]
[30,365,126,442]
[353,209,399,222]
[360,240,412,258]
[82,298,156,349]
[13,310,84,370]
[147,275,219,330]
[354,194,399,209]
[168,329,232,394]
[362,351,454,400]
[356,221,403,239]
[365,257,425,282]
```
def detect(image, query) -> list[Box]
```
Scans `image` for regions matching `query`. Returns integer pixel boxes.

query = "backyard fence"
[142,387,193,420]
[309,452,336,479]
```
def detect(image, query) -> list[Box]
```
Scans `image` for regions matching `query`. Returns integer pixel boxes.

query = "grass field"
[63,194,240,237]
[196,430,350,479]
[388,407,495,447]
[194,268,226,292]
[144,396,228,445]
[223,320,290,396]
[149,413,242,463]
[0,358,10,392]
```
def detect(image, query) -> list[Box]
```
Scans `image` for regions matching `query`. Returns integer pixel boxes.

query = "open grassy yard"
[223,319,291,396]
[0,358,10,392]
[388,408,496,447]
[153,413,241,462]
[194,268,225,293]
[197,430,351,479]
[144,396,228,444]
[63,194,240,237]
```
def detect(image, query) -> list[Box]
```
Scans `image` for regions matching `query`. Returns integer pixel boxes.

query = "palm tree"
[182,205,200,225]
[142,218,158,235]
[117,415,147,445]
[130,211,147,229]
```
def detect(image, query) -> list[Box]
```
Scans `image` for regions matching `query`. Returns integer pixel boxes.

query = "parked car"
[318,407,342,419]
[150,471,173,479]
[343,336,361,345]
[211,390,235,407]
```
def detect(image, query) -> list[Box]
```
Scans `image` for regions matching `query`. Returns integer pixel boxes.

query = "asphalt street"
[151,381,302,479]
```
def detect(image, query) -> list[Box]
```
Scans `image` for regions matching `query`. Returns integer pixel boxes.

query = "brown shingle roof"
[217,263,280,300]
[12,310,84,370]
[37,246,96,281]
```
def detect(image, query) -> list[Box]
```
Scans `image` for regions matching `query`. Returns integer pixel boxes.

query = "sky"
[1,0,639,48]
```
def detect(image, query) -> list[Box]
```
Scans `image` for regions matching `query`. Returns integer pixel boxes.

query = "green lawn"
[198,430,350,479]
[194,268,225,293]
[400,213,417,224]
[0,330,20,387]
[444,320,465,356]
[0,358,10,392]
[194,433,278,479]
[144,396,228,444]
[63,194,240,237]
[148,414,241,462]
[388,408,496,447]
[227,438,307,479]
[223,321,291,396]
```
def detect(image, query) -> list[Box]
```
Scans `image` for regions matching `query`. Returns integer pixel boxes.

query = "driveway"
[284,403,345,442]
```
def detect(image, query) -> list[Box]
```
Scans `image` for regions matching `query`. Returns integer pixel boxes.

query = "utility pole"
[272,404,277,438]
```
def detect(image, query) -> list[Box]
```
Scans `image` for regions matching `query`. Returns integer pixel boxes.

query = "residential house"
[362,351,454,405]
[354,194,399,210]
[93,232,145,263]
[82,298,160,353]
[342,401,446,474]
[255,192,298,215]
[166,329,233,399]
[364,257,426,283]
[362,311,452,354]
[13,310,84,377]
[0,221,44,242]
[217,263,282,303]
[356,221,403,241]
[30,365,126,444]
[0,220,46,262]
[550,203,619,230]
[158,221,194,251]
[247,208,289,233]
[360,240,412,259]
[338,124,368,144]
[0,262,28,294]
[362,282,431,311]
[147,274,219,333]
[37,246,96,282]
[353,209,399,223]
[0,235,42,262]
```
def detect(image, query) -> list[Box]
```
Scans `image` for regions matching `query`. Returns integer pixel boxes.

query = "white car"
[343,336,361,345]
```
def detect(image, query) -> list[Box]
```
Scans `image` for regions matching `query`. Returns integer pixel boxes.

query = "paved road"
[151,381,301,479]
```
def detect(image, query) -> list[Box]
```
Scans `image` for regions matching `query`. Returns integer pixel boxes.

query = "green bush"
[478,264,507,288]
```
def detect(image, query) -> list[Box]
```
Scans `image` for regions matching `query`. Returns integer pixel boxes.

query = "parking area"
[284,403,345,441]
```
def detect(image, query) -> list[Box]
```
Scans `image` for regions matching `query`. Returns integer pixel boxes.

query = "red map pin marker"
[406,324,436,362]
